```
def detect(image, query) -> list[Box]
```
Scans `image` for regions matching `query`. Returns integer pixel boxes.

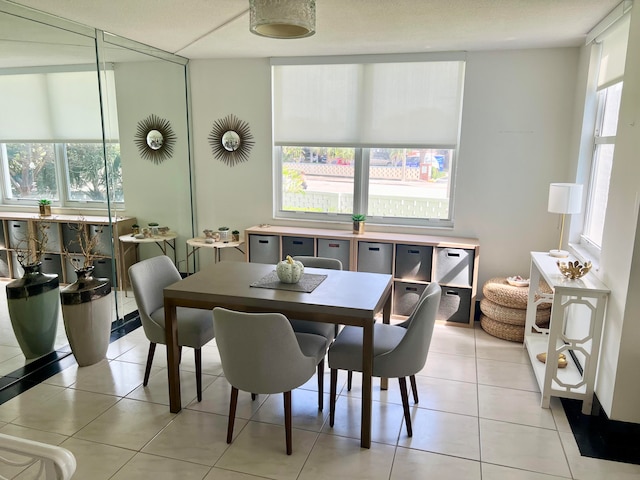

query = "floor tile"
[109,452,211,480]
[477,358,539,392]
[251,387,329,432]
[391,446,481,479]
[475,327,530,364]
[480,418,571,477]
[420,351,478,383]
[478,384,556,429]
[59,437,136,480]
[481,463,572,479]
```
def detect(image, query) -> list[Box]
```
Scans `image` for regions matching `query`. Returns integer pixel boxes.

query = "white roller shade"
[0,69,118,142]
[597,13,630,88]
[273,59,465,147]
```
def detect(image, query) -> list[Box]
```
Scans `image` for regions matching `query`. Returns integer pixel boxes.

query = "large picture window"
[273,55,465,227]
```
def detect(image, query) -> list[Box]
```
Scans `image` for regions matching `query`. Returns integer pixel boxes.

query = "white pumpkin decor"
[276,255,304,284]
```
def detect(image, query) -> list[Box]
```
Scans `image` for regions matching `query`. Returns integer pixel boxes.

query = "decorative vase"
[39,204,51,216]
[218,229,230,242]
[353,221,365,234]
[232,233,240,242]
[60,266,112,367]
[6,263,60,359]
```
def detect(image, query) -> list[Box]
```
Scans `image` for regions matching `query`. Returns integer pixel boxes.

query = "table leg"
[361,319,373,449]
[164,298,182,413]
[380,291,392,391]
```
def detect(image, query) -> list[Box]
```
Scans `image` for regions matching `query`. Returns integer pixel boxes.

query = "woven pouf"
[480,314,550,342]
[480,298,551,326]
[483,277,552,310]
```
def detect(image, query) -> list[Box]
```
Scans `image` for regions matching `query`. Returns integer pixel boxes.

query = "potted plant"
[60,223,112,366]
[148,222,159,236]
[352,214,366,234]
[232,230,240,242]
[38,199,51,216]
[131,224,140,235]
[6,223,60,359]
[218,226,230,243]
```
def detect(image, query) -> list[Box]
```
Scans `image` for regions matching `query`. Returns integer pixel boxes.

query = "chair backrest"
[292,256,342,270]
[374,282,441,378]
[128,255,182,335]
[213,307,318,394]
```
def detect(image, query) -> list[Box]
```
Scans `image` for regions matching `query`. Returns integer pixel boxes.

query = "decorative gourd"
[276,255,304,284]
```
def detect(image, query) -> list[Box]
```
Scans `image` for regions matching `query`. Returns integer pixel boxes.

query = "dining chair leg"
[317,358,324,411]
[410,374,418,404]
[178,346,183,364]
[329,368,337,427]
[251,393,257,401]
[398,377,413,437]
[195,348,202,402]
[143,342,156,386]
[284,391,293,455]
[227,387,238,444]
[347,371,352,391]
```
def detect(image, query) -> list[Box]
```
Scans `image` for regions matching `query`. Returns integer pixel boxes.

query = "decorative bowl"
[557,260,592,280]
[506,275,529,287]
[158,226,170,235]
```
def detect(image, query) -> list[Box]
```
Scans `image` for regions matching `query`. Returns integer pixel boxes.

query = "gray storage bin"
[393,281,427,316]
[62,223,83,253]
[40,253,64,279]
[11,252,24,278]
[282,236,314,257]
[434,247,474,287]
[249,234,280,264]
[437,286,472,324]
[395,244,432,281]
[8,221,29,249]
[65,254,84,282]
[93,257,115,284]
[90,224,113,256]
[38,222,61,253]
[357,242,393,274]
[317,238,350,270]
[0,221,5,249]
[0,250,9,277]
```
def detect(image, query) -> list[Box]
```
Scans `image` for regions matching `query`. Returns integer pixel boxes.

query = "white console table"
[524,252,609,414]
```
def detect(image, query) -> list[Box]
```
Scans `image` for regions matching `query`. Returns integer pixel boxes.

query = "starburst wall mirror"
[208,114,254,166]
[134,114,177,164]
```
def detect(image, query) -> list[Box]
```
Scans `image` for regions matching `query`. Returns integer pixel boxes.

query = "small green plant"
[352,214,366,222]
[218,226,229,231]
[232,230,239,235]
[148,222,159,227]
[38,199,51,206]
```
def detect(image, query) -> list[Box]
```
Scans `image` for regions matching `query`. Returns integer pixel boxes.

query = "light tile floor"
[1,297,640,478]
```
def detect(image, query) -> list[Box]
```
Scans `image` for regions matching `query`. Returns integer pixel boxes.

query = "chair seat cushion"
[328,323,406,373]
[295,332,329,364]
[150,307,214,348]
[290,319,336,342]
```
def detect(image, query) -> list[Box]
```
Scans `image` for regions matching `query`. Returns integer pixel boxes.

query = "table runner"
[250,271,327,293]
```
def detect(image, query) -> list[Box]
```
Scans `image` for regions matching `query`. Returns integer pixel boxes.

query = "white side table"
[524,252,609,414]
[118,232,178,294]
[185,237,245,274]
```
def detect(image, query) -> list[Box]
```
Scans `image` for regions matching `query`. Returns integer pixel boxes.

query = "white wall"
[189,49,579,282]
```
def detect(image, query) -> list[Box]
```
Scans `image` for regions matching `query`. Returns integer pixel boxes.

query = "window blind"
[273,59,465,147]
[0,69,118,142]
[597,13,630,89]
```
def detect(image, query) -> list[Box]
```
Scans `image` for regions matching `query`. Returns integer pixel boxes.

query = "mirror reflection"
[222,131,241,151]
[146,129,164,150]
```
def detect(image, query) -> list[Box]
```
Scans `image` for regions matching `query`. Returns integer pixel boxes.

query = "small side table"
[185,237,245,274]
[118,232,178,293]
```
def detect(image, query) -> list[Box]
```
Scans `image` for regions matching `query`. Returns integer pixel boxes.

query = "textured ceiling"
[5,0,622,59]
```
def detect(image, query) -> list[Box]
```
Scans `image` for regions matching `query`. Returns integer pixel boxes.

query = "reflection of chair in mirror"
[213,307,328,455]
[328,282,441,437]
[0,432,76,479]
[129,255,214,402]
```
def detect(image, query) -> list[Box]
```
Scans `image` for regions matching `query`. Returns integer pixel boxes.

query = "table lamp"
[548,183,583,258]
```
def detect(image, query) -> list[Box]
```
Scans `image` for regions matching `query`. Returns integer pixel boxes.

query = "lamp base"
[549,249,569,258]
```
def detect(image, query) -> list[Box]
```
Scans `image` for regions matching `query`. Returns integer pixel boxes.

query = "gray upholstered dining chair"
[212,307,328,455]
[328,282,441,437]
[129,255,214,402]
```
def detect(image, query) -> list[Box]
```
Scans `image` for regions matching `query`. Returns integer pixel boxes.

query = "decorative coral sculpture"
[557,260,592,280]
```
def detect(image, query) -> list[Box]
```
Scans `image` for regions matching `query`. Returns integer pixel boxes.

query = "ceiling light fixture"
[249,0,316,39]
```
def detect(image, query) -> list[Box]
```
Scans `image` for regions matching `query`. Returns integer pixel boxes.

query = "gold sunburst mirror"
[135,114,177,164]
[208,114,254,166]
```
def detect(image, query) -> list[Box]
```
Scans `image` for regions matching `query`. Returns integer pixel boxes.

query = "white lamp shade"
[548,183,583,214]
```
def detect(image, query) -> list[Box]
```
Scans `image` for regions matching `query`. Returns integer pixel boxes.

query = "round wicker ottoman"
[480,277,552,342]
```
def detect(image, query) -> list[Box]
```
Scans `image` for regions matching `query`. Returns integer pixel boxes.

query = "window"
[273,55,465,227]
[579,13,629,255]
[0,67,121,207]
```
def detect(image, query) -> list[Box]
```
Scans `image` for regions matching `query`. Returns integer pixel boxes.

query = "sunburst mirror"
[208,114,254,166]
[134,114,177,164]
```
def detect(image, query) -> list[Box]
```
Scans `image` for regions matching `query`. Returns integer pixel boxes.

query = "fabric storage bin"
[357,242,393,274]
[395,244,432,281]
[65,254,84,282]
[40,253,64,278]
[0,250,9,277]
[433,247,474,287]
[393,281,427,316]
[93,257,115,283]
[90,224,113,256]
[37,222,61,253]
[0,221,5,249]
[317,238,350,270]
[10,252,23,278]
[7,221,28,249]
[282,236,314,257]
[437,286,472,324]
[62,223,83,253]
[249,234,280,264]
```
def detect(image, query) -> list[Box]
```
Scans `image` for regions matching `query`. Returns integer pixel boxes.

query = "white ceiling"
[5,0,621,60]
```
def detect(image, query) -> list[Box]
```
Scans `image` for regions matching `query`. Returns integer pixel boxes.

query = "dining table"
[163,260,392,448]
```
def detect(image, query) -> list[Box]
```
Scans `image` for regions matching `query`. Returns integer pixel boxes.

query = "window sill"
[569,242,601,273]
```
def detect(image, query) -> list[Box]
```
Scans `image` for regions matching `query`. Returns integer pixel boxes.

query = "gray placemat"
[250,271,327,293]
